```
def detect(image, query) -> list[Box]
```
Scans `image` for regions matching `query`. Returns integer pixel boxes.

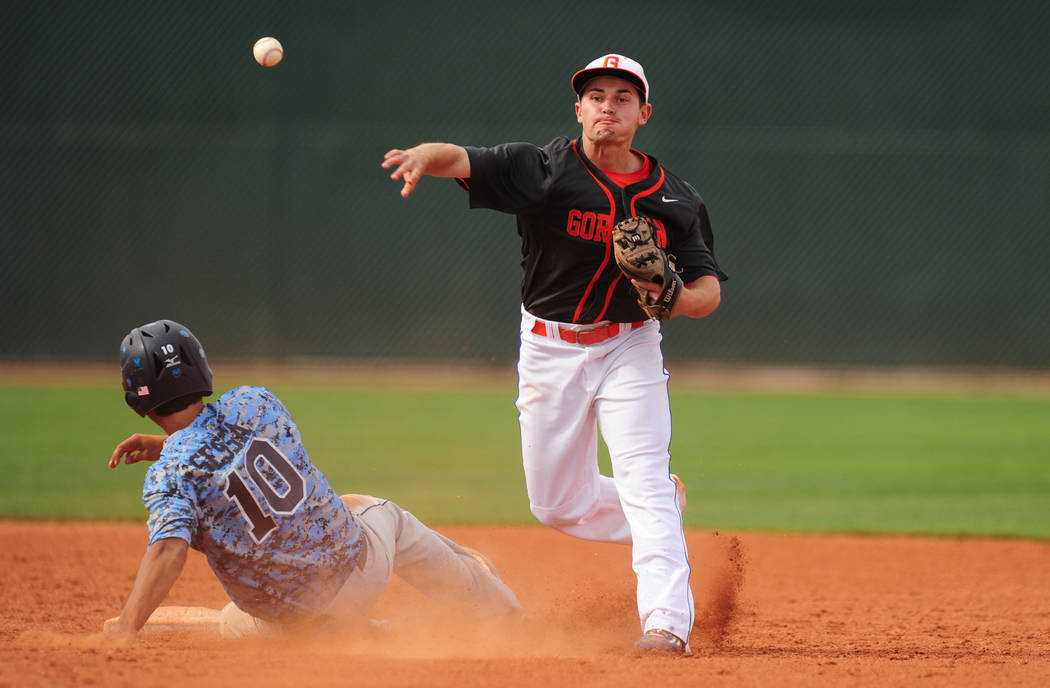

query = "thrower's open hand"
[109,433,166,469]
[382,148,425,198]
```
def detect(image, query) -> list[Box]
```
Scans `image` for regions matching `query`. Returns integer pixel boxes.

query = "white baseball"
[253,37,283,67]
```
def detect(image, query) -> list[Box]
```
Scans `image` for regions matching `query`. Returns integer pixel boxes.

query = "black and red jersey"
[459,136,727,324]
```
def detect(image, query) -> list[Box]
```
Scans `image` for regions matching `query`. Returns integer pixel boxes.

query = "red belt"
[530,320,645,345]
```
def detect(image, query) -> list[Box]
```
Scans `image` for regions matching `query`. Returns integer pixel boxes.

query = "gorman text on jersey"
[565,209,668,248]
[566,209,612,242]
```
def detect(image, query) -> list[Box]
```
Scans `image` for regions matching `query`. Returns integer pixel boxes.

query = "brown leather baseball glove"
[611,216,684,320]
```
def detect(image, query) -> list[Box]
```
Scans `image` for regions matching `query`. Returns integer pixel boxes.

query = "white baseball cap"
[571,54,649,103]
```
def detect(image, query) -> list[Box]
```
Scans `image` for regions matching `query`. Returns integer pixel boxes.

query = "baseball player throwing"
[382,54,727,654]
[105,319,520,642]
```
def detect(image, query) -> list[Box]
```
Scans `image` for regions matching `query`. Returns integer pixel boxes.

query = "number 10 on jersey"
[223,437,307,543]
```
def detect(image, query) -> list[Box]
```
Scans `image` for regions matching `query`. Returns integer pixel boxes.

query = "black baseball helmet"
[120,320,213,417]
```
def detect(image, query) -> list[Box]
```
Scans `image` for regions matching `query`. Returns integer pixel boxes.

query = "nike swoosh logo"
[661,196,679,203]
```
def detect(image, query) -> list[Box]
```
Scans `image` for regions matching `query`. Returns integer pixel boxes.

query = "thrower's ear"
[638,102,652,126]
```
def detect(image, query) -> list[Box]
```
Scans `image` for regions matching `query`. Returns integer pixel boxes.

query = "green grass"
[668,393,1049,537]
[2,376,1048,538]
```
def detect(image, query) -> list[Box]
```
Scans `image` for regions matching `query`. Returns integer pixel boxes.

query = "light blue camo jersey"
[143,385,364,624]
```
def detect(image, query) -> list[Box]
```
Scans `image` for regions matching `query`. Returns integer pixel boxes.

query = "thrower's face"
[575,76,651,147]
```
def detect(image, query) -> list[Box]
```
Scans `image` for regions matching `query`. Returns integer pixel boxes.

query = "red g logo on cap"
[603,56,620,68]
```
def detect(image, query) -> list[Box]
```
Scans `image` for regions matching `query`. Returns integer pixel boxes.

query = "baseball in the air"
[253,37,283,67]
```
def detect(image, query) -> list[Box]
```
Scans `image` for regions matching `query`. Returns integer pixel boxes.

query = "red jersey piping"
[571,139,617,324]
[628,166,664,216]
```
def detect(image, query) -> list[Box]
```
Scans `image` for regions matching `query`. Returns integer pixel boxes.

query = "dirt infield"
[2,523,1048,687]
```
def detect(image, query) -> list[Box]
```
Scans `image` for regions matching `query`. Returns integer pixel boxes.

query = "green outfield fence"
[3,1,1048,368]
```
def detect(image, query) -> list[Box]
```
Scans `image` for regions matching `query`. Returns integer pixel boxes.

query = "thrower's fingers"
[381,149,405,168]
[400,170,421,197]
[382,150,417,181]
[387,162,412,183]
[382,148,426,196]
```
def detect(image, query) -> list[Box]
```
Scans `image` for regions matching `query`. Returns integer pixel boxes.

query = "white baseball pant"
[516,308,693,642]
